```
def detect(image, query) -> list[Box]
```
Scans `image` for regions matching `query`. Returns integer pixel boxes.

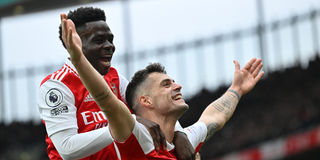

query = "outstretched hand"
[60,13,83,62]
[231,58,264,96]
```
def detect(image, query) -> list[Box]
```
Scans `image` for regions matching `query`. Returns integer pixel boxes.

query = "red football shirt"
[38,59,128,159]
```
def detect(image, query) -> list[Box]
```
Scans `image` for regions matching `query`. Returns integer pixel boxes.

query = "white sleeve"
[50,127,113,160]
[38,79,78,136]
[114,119,155,155]
[183,122,207,150]
[118,73,128,103]
[174,121,184,132]
[38,80,113,159]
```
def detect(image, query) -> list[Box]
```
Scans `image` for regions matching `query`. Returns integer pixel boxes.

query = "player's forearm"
[211,88,240,120]
[198,88,240,141]
[72,56,113,107]
[71,56,134,141]
[51,127,113,160]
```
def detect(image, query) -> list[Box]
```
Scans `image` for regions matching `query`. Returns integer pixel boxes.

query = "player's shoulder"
[106,67,119,77]
[40,63,80,86]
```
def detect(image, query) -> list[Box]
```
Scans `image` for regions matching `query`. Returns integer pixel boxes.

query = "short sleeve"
[38,79,78,137]
[183,122,207,150]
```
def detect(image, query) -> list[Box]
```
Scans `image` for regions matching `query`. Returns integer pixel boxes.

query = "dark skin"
[76,20,195,159]
[77,21,115,75]
[173,132,195,160]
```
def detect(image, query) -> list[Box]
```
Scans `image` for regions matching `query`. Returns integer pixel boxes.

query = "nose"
[103,41,115,53]
[173,82,182,92]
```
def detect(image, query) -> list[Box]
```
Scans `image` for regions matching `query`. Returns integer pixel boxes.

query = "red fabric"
[115,133,177,160]
[41,65,122,160]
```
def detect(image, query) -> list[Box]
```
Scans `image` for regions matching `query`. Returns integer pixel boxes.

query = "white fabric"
[182,121,207,150]
[50,127,114,160]
[38,59,128,137]
[38,58,128,159]
[115,120,207,155]
[38,79,78,137]
[129,119,155,154]
[174,121,184,132]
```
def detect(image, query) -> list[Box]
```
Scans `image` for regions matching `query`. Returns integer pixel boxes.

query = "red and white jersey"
[114,120,207,160]
[38,59,128,160]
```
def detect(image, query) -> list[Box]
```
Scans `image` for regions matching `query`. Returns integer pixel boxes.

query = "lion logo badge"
[45,88,63,107]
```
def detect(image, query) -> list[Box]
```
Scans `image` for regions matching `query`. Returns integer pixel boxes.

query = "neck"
[156,116,177,143]
[142,112,178,143]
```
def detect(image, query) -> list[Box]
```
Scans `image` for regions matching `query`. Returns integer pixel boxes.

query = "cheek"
[83,47,99,59]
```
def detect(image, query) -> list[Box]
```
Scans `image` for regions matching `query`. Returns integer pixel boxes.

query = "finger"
[233,60,240,71]
[252,63,263,78]
[67,27,73,47]
[66,20,77,48]
[60,13,67,21]
[249,58,262,73]
[60,13,67,33]
[61,19,68,44]
[254,71,264,83]
[243,58,257,71]
[67,19,76,32]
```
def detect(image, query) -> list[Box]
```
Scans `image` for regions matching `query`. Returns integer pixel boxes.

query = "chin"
[99,68,110,75]
[177,103,189,112]
[174,104,189,119]
[182,104,189,111]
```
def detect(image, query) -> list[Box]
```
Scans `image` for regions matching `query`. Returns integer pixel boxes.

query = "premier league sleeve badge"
[45,88,63,107]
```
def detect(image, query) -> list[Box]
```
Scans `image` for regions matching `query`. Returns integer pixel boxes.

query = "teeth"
[101,61,110,65]
[174,95,182,100]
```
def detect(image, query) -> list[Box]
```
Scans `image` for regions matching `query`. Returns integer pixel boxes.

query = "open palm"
[232,58,264,96]
[60,13,83,62]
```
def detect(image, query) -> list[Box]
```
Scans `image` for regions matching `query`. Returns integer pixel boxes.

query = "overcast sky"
[2,0,320,70]
[1,0,320,122]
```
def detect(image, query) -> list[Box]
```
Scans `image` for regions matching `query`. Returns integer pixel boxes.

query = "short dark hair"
[126,63,167,112]
[59,7,106,48]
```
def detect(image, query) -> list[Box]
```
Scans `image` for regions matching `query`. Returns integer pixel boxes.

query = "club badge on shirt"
[45,88,63,107]
[111,83,118,97]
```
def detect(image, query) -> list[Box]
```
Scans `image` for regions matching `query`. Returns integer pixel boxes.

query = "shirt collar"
[65,57,78,74]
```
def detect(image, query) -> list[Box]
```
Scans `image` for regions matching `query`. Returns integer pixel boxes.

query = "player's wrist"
[70,54,85,66]
[228,86,242,100]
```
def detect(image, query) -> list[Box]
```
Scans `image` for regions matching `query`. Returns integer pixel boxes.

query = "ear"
[139,95,153,108]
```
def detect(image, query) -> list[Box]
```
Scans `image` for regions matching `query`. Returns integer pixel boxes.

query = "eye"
[93,37,105,44]
[161,80,171,88]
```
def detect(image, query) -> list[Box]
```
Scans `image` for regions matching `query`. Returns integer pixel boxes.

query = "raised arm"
[60,13,134,142]
[198,58,264,141]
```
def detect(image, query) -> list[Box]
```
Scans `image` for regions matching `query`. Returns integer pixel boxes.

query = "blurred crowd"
[1,56,320,160]
[180,55,320,159]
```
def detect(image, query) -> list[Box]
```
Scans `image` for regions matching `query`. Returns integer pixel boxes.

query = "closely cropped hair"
[126,63,166,112]
[59,7,106,48]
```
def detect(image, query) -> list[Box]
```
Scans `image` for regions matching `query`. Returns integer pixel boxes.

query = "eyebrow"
[159,78,174,86]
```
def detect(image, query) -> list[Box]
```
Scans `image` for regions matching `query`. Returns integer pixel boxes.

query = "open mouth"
[99,55,112,65]
[100,55,112,61]
[172,94,183,101]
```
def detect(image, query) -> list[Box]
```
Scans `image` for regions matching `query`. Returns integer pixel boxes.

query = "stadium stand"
[180,54,320,159]
[1,55,320,160]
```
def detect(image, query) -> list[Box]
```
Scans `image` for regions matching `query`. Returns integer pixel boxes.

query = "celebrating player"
[60,7,264,159]
[38,7,193,160]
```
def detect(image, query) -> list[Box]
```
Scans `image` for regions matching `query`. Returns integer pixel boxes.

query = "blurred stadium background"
[1,0,320,159]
